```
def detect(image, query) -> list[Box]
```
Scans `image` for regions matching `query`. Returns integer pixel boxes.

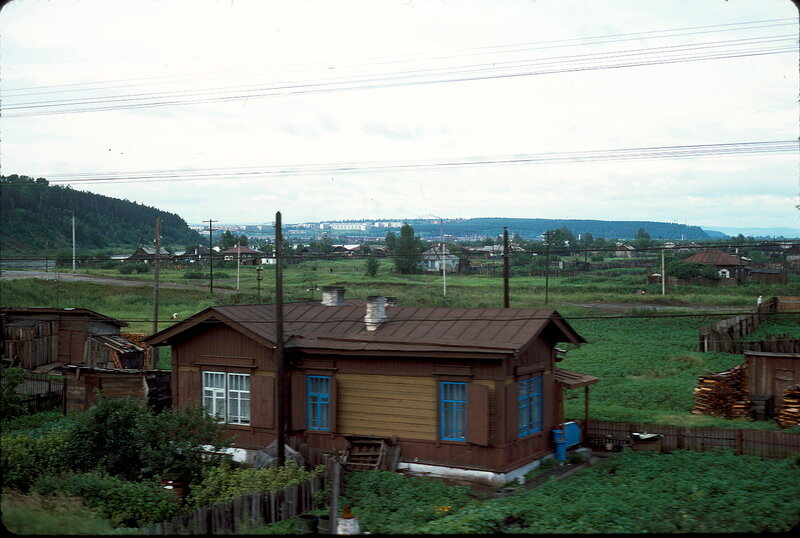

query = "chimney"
[321,286,345,306]
[385,296,398,307]
[364,296,387,331]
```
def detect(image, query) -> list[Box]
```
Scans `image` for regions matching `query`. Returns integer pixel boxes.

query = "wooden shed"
[144,293,596,484]
[745,351,800,411]
[59,366,171,413]
[2,308,128,368]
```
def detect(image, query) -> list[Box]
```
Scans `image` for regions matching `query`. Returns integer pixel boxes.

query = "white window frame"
[202,371,250,425]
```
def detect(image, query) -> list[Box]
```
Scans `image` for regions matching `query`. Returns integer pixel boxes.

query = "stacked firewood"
[120,332,149,348]
[774,385,800,428]
[691,364,749,419]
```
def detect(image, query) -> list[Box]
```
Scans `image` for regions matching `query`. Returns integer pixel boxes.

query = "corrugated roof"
[1,307,128,327]
[683,249,745,266]
[146,300,585,356]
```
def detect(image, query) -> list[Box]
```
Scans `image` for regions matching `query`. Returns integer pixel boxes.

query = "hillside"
[1,175,203,251]
[408,217,712,241]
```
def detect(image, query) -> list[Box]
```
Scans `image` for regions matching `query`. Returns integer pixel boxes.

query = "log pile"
[774,385,800,428]
[691,364,749,419]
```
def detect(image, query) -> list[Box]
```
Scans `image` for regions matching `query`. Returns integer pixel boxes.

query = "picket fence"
[140,471,325,535]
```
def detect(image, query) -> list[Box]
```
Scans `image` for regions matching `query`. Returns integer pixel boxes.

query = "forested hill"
[410,217,711,240]
[1,175,203,251]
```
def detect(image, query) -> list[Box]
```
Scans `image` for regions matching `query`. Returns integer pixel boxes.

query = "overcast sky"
[2,0,798,231]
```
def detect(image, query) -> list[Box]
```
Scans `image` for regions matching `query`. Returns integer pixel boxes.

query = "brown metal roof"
[683,249,745,266]
[145,299,585,356]
[555,367,600,388]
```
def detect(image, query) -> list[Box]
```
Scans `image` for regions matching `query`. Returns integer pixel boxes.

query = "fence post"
[735,429,744,455]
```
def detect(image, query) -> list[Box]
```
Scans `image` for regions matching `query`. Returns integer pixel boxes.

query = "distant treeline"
[1,175,203,251]
[409,217,712,241]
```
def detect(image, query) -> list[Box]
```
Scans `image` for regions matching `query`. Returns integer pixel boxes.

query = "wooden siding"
[64,371,148,412]
[745,353,800,408]
[173,324,273,371]
[336,373,438,440]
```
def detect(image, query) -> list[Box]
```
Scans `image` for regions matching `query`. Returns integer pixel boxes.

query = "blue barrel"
[553,429,568,461]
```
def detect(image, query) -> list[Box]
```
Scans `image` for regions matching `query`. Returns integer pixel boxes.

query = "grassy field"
[3,259,798,428]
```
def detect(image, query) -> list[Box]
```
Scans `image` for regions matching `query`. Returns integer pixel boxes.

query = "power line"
[3,30,795,117]
[8,140,795,186]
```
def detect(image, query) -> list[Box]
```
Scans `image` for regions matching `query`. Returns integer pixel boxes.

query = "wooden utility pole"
[545,231,550,305]
[151,216,162,370]
[206,219,216,294]
[275,212,286,466]
[661,247,666,296]
[503,227,509,308]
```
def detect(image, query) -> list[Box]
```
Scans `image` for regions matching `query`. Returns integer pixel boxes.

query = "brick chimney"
[364,296,387,331]
[321,286,345,306]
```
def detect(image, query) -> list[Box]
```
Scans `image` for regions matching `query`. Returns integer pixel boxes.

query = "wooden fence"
[15,372,65,414]
[586,420,800,459]
[141,468,327,535]
[698,296,791,353]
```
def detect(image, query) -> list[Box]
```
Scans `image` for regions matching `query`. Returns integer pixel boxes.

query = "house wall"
[169,326,564,473]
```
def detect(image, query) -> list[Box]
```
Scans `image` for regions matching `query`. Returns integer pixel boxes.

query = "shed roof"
[555,367,600,388]
[683,249,745,266]
[0,307,128,327]
[145,300,586,357]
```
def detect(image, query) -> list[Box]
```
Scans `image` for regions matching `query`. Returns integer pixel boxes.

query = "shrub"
[187,459,322,507]
[1,428,73,491]
[33,472,180,527]
[1,367,27,420]
[118,262,149,274]
[63,397,227,484]
[184,270,206,279]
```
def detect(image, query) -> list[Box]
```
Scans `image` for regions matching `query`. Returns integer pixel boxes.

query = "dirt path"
[0,270,239,295]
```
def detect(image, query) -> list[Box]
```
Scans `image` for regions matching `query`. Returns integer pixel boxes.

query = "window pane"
[440,382,467,440]
[307,376,330,431]
[519,376,543,438]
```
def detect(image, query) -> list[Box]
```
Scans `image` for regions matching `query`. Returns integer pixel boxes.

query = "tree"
[220,231,236,249]
[390,223,424,274]
[365,257,379,277]
[237,234,249,247]
[385,231,397,252]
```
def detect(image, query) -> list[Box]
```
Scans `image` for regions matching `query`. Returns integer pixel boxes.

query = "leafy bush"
[1,367,27,421]
[63,397,227,484]
[118,262,149,274]
[32,472,180,527]
[187,459,322,507]
[213,271,231,279]
[1,428,73,491]
[184,270,206,279]
[339,470,474,534]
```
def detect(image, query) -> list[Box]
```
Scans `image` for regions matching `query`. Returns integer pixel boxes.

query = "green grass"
[3,261,798,427]
[1,491,137,535]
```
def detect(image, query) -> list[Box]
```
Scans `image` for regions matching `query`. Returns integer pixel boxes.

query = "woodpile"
[692,364,749,419]
[774,385,800,428]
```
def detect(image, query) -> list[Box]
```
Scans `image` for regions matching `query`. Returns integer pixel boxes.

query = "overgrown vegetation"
[417,449,800,534]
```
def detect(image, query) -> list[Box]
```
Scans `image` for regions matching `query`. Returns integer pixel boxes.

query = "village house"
[125,246,171,263]
[221,245,264,265]
[143,288,597,485]
[420,244,462,273]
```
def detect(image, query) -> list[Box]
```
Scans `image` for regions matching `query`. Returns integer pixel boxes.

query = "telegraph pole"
[206,219,216,294]
[503,227,509,308]
[151,216,162,370]
[545,231,550,305]
[275,212,286,466]
[661,247,666,296]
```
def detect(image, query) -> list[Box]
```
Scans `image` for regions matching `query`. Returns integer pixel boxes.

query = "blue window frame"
[519,376,543,437]
[439,382,467,441]
[307,375,331,431]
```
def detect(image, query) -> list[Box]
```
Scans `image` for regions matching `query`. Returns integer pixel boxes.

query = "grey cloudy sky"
[2,0,798,230]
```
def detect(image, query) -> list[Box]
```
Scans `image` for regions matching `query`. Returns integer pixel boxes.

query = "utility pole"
[206,219,216,294]
[236,242,241,290]
[440,218,446,297]
[151,216,162,370]
[275,212,286,466]
[256,266,263,302]
[545,231,550,305]
[503,227,509,308]
[661,247,666,296]
[65,210,76,273]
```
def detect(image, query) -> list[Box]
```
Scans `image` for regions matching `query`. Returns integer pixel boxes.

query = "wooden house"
[144,290,596,484]
[221,245,264,265]
[683,249,747,282]
[125,247,171,264]
[2,307,129,369]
